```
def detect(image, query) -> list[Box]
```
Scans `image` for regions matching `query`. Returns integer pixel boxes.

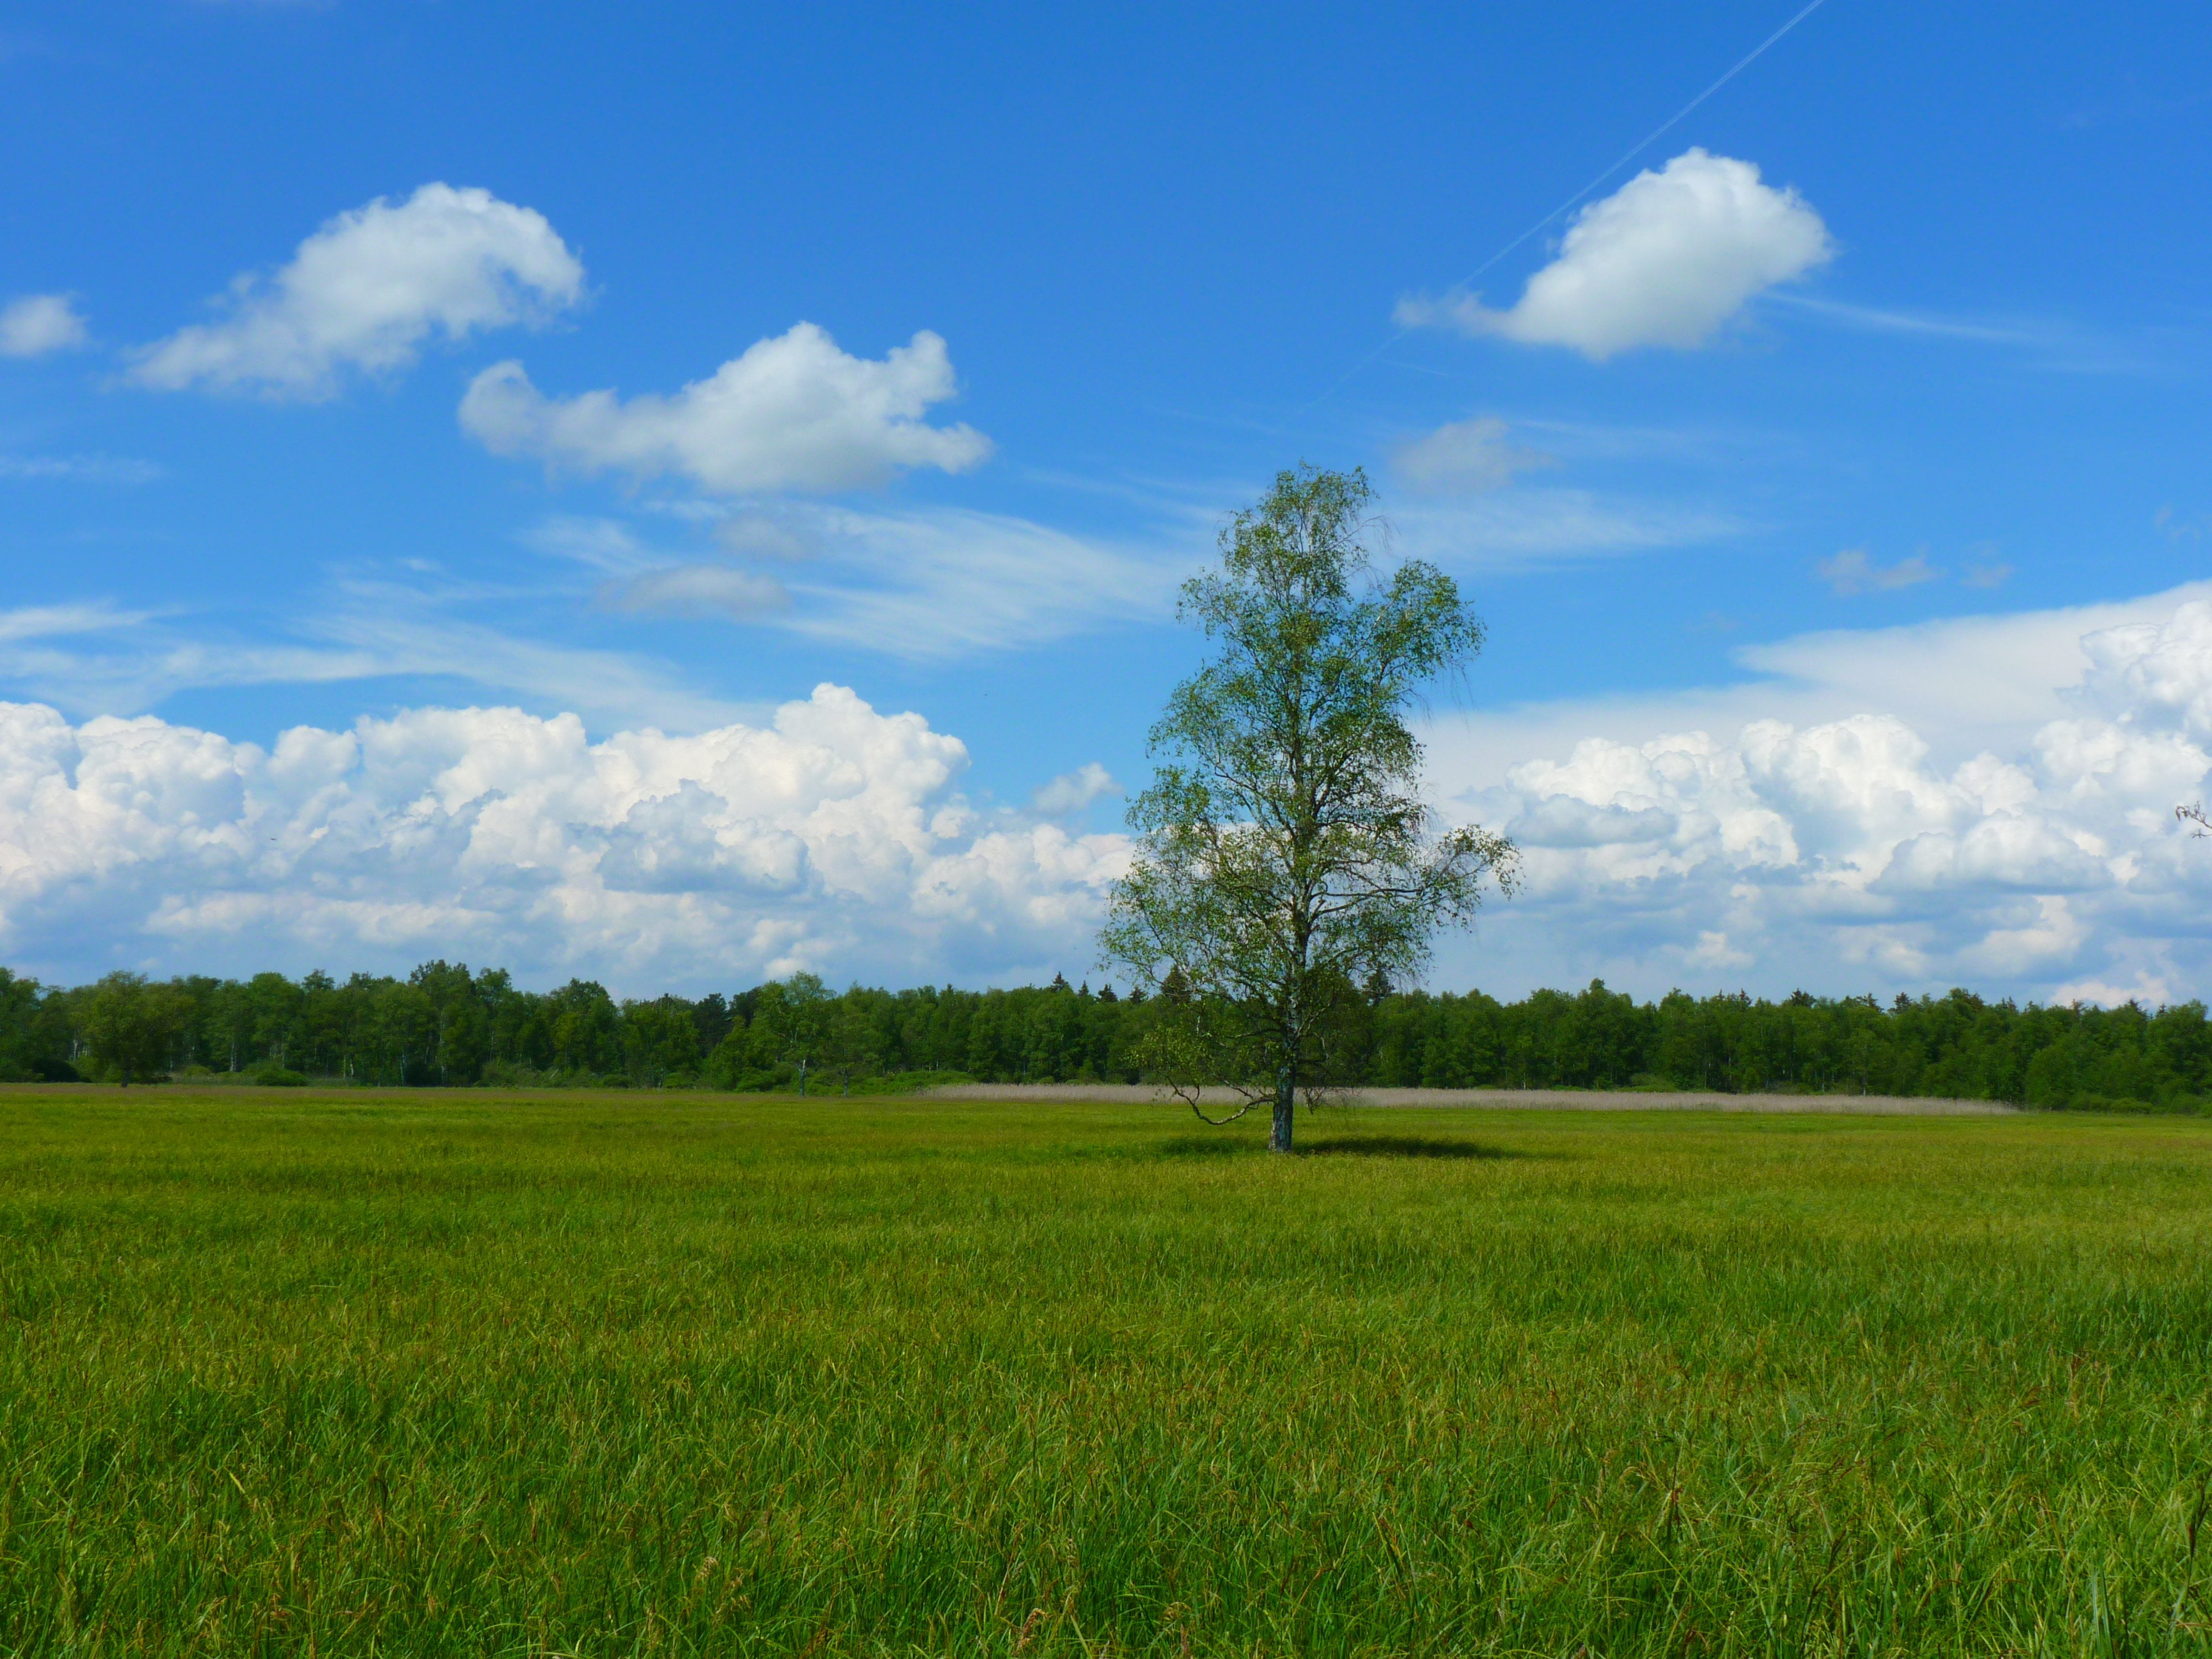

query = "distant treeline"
[2,962,2207,1112]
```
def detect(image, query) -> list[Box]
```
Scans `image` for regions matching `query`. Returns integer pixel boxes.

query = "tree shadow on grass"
[1300,1135,1517,1160]
[1156,1133,1517,1161]
[1157,1135,1255,1158]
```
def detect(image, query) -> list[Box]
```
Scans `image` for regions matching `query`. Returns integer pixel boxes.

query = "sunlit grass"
[2,1089,2209,1655]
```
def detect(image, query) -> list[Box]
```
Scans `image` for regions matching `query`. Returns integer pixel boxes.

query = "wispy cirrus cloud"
[599,564,792,621]
[0,600,379,717]
[770,504,1177,656]
[523,500,1186,660]
[1767,293,2164,374]
[0,578,743,732]
[1773,295,2047,346]
[306,580,748,729]
[1391,416,1554,494]
[1388,488,1744,573]
[585,479,1739,653]
[0,601,156,645]
[1815,547,1939,594]
[0,453,163,484]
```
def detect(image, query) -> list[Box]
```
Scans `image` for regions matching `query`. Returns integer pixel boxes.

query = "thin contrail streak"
[1303,0,1836,413]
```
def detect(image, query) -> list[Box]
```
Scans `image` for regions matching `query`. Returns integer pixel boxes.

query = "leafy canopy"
[1101,465,1515,1145]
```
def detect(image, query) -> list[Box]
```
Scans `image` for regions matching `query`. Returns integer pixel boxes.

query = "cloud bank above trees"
[1433,589,2212,1005]
[0,685,1124,991]
[6,591,2212,1003]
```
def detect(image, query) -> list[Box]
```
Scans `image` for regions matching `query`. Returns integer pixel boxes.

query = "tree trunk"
[1269,1082,1294,1152]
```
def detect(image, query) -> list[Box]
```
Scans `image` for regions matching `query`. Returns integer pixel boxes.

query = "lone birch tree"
[1101,465,1516,1152]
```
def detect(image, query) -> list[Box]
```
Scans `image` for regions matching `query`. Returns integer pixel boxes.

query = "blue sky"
[3,1,2211,1001]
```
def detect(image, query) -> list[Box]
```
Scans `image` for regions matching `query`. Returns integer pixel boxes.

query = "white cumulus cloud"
[1429,593,2212,1003]
[459,322,992,493]
[0,685,1128,991]
[1399,149,1833,359]
[0,294,90,357]
[130,184,585,398]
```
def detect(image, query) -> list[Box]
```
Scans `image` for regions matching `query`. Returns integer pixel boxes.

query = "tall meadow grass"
[1,1089,2207,1655]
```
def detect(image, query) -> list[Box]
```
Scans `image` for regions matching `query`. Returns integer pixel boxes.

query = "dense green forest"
[1,961,2206,1111]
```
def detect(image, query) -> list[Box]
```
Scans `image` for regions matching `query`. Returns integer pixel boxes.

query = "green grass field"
[2,1090,2209,1656]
